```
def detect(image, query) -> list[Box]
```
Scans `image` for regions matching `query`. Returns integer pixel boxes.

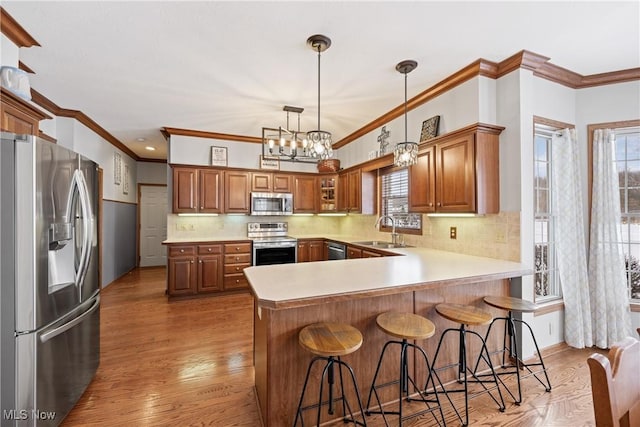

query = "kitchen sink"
[352,240,411,249]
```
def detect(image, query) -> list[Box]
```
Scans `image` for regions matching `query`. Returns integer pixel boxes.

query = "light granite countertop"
[244,246,532,310]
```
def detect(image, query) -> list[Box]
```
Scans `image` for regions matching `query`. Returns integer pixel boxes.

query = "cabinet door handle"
[198,260,202,264]
[236,279,240,284]
[208,248,212,252]
[236,247,240,251]
[437,202,441,207]
[180,249,185,253]
[428,202,433,207]
[191,260,194,264]
[200,206,203,209]
[235,267,240,271]
[236,256,240,261]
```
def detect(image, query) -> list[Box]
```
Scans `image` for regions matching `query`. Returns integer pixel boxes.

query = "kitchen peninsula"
[244,245,532,426]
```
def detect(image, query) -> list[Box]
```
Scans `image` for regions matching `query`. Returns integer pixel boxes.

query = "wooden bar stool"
[474,296,552,404]
[430,303,505,426]
[293,322,367,427]
[365,312,445,426]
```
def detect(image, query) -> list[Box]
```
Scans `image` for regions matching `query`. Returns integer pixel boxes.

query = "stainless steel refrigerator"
[1,133,100,426]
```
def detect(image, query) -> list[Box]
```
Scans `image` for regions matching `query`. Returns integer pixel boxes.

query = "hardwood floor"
[63,267,602,426]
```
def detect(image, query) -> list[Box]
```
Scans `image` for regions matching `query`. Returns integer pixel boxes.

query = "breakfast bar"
[244,247,532,426]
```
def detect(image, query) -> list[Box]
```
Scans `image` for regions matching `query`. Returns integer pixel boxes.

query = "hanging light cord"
[316,46,321,131]
[404,71,408,142]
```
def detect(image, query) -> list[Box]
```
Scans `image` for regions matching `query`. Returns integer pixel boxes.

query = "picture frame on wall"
[420,115,440,141]
[211,146,228,167]
[123,164,129,195]
[113,152,121,185]
[260,155,280,170]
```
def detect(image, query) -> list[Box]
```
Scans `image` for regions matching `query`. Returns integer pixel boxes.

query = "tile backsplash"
[167,211,521,262]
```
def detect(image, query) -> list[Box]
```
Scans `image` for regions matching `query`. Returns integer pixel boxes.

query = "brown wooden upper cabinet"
[251,172,292,193]
[172,167,223,213]
[409,124,502,215]
[293,175,317,213]
[1,87,51,135]
[225,171,251,213]
[338,169,375,214]
[318,174,338,212]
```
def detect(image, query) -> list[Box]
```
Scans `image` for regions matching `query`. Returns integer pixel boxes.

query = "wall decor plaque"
[210,146,228,167]
[420,115,440,141]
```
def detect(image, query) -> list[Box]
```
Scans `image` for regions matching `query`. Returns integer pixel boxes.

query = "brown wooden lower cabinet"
[347,246,362,259]
[298,239,325,262]
[166,241,252,297]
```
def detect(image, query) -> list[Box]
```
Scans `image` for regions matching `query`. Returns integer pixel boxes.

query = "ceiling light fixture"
[145,146,156,151]
[262,105,317,163]
[306,34,333,160]
[393,60,419,167]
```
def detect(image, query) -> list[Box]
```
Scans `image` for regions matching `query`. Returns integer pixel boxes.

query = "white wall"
[337,77,483,168]
[169,135,317,173]
[137,162,168,185]
[1,34,19,68]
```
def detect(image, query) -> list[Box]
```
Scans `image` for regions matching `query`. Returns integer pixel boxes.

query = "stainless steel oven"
[248,222,297,266]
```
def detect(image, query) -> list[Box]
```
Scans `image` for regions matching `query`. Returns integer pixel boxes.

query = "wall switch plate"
[450,226,457,239]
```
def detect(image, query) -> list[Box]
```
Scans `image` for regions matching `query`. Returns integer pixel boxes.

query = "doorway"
[138,184,168,267]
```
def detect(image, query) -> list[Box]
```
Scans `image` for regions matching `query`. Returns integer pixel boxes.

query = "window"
[379,167,421,232]
[534,124,562,301]
[613,126,640,301]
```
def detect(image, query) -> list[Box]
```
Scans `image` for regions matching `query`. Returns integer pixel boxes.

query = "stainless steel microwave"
[250,192,293,215]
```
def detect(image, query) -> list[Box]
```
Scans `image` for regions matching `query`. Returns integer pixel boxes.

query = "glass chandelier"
[306,34,333,160]
[262,106,317,163]
[394,60,419,167]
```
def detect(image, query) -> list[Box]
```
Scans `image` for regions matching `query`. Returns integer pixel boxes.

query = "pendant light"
[306,34,333,160]
[393,60,419,167]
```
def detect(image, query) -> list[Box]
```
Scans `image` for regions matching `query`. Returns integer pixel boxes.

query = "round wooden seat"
[435,303,493,326]
[376,311,435,340]
[483,295,537,313]
[298,322,363,357]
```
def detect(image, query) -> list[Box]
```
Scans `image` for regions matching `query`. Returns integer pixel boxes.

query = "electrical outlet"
[450,226,457,239]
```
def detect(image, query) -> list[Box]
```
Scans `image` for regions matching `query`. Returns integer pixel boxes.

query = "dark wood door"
[225,171,251,213]
[293,175,317,213]
[436,135,475,212]
[308,240,324,262]
[173,167,198,213]
[347,246,362,259]
[197,255,223,293]
[347,170,361,212]
[409,146,436,213]
[168,257,196,295]
[297,241,309,263]
[199,169,223,212]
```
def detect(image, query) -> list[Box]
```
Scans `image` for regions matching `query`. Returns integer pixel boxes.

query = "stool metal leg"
[475,314,552,406]
[294,355,367,427]
[429,325,505,426]
[366,339,444,426]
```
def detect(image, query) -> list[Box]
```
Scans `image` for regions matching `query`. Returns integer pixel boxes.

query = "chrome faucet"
[375,215,399,245]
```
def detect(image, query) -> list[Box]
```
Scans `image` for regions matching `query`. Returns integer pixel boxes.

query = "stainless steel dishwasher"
[327,242,346,260]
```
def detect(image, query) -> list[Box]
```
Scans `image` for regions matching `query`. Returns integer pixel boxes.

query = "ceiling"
[4,1,639,161]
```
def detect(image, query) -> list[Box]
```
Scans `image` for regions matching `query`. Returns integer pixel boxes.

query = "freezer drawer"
[12,296,100,427]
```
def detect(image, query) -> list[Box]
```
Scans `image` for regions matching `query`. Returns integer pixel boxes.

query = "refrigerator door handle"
[39,295,100,343]
[74,170,94,301]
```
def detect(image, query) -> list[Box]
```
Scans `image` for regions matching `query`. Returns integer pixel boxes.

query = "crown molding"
[161,127,262,144]
[30,89,140,160]
[0,7,39,48]
[18,61,35,74]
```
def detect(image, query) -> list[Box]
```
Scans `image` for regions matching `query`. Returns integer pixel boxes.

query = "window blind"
[380,168,421,230]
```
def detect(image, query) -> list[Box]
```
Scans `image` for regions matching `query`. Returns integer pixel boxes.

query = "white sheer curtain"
[588,129,631,348]
[551,129,593,348]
